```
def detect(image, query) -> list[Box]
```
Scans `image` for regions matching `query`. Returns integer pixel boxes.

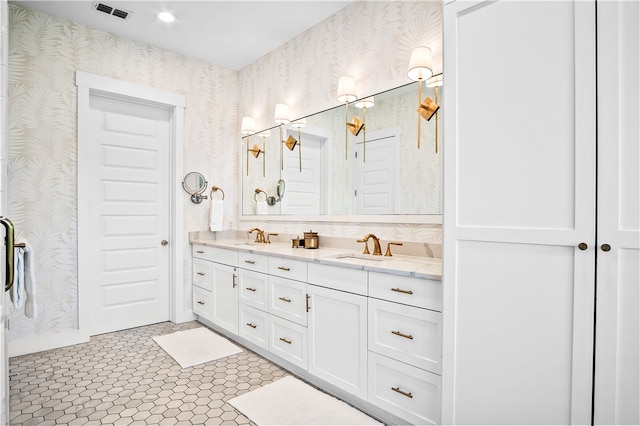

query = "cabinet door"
[307,285,367,399]
[443,1,596,424]
[238,269,269,311]
[211,263,238,334]
[594,2,640,424]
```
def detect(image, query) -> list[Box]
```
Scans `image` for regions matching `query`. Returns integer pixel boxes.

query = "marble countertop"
[191,238,442,281]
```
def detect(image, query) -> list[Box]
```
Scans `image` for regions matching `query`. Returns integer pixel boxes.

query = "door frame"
[76,71,187,340]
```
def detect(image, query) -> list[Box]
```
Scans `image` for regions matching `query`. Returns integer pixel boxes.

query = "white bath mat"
[228,376,381,425]
[152,327,242,368]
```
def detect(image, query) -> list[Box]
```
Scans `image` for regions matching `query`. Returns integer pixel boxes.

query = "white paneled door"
[443,1,596,424]
[281,131,325,215]
[353,127,399,215]
[594,2,640,424]
[87,94,170,336]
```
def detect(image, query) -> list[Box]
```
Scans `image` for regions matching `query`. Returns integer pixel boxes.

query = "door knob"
[578,243,588,251]
[161,240,168,246]
[601,243,611,252]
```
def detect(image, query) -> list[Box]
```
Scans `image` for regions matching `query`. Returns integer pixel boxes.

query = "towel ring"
[211,186,225,200]
[254,189,268,202]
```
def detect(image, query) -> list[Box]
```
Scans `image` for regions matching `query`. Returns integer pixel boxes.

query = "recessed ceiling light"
[157,11,175,23]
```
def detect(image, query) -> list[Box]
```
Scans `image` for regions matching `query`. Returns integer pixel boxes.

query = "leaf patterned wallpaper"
[7,0,442,343]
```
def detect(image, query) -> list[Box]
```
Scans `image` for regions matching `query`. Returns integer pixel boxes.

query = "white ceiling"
[10,0,353,70]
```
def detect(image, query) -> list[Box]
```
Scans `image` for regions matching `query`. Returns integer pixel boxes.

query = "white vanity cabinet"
[307,283,368,400]
[192,246,238,334]
[191,243,443,425]
[367,272,442,424]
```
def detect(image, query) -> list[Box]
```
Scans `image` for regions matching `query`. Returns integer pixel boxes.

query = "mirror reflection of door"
[281,129,328,215]
[353,126,401,214]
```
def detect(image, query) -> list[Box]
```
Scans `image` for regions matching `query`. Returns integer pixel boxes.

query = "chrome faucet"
[248,227,265,243]
[357,234,383,256]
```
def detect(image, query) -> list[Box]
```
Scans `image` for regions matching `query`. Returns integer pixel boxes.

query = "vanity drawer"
[239,252,269,274]
[239,304,269,350]
[193,259,214,291]
[268,257,308,282]
[369,272,442,311]
[238,269,269,311]
[192,245,238,266]
[269,315,308,370]
[268,276,308,326]
[192,286,212,321]
[368,298,442,374]
[308,263,367,296]
[368,352,441,425]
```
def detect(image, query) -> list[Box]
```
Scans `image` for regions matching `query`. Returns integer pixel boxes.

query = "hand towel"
[256,201,268,215]
[209,199,224,231]
[11,238,37,319]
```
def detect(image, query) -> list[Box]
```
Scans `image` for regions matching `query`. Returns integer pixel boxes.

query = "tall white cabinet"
[443,0,638,424]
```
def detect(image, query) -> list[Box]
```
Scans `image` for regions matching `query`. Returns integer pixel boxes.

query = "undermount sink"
[331,253,385,262]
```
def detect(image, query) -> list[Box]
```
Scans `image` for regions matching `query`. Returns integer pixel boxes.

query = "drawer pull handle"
[391,387,413,399]
[392,330,414,340]
[279,337,292,344]
[246,287,256,292]
[196,301,205,305]
[391,287,413,295]
[306,294,310,312]
[244,260,256,264]
[197,272,205,276]
[278,297,291,303]
[196,250,205,254]
[277,266,291,271]
[246,323,257,329]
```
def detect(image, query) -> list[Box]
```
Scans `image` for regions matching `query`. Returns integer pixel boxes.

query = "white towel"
[256,201,268,215]
[11,238,37,319]
[209,199,224,231]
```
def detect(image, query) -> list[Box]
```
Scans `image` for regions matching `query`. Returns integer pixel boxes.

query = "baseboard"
[174,309,196,324]
[8,329,89,358]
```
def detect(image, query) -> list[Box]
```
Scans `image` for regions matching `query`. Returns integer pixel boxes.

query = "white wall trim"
[75,71,186,343]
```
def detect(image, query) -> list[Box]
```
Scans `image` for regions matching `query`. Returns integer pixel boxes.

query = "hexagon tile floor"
[9,321,291,425]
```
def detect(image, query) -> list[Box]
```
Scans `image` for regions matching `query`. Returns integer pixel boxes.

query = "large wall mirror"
[241,81,442,221]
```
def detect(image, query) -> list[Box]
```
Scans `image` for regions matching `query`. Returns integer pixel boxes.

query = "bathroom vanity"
[190,238,442,425]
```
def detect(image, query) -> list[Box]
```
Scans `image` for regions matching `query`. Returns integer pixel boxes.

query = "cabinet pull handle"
[391,288,413,295]
[246,287,256,292]
[278,266,291,271]
[278,297,291,303]
[392,330,414,340]
[306,294,310,312]
[244,260,256,264]
[391,387,413,399]
[196,250,204,254]
[197,272,205,276]
[233,274,237,288]
[196,301,205,305]
[279,337,292,344]
[246,323,257,329]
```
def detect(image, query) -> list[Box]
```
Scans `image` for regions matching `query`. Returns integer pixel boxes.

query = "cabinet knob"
[578,243,588,251]
[601,243,611,252]
[161,240,168,246]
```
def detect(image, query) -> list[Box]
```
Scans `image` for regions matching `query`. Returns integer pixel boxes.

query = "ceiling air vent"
[93,2,132,20]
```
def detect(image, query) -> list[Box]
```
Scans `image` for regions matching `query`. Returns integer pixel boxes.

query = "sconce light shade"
[337,76,357,103]
[291,118,306,128]
[241,116,256,135]
[426,73,443,88]
[407,46,434,81]
[274,104,291,125]
[355,96,375,109]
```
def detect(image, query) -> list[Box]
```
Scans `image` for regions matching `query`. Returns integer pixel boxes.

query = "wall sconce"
[274,103,291,170]
[290,118,306,172]
[241,116,258,176]
[354,97,374,162]
[337,76,357,160]
[426,73,443,153]
[407,46,434,149]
